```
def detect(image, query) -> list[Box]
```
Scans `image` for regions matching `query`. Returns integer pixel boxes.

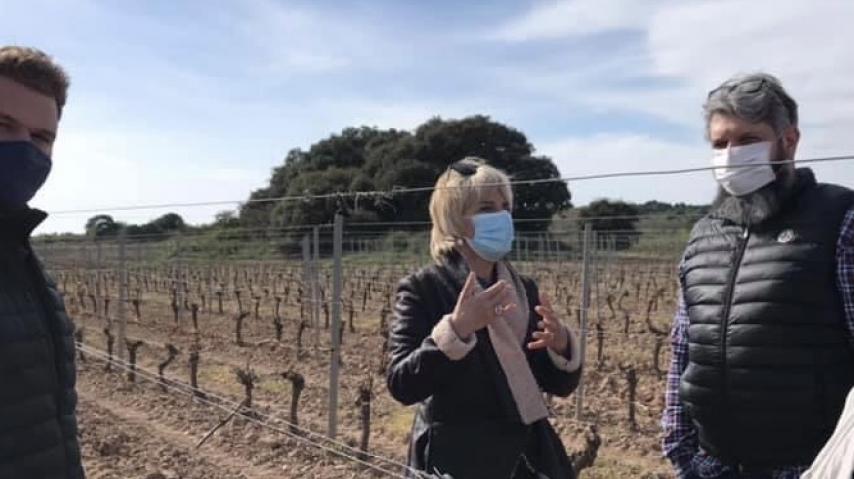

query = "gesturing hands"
[528,293,569,356]
[449,272,518,340]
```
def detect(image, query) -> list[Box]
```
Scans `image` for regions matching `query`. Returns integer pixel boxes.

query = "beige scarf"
[476,262,549,425]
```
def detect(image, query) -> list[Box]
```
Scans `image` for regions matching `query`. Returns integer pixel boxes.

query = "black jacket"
[680,171,854,468]
[0,208,84,479]
[387,253,580,479]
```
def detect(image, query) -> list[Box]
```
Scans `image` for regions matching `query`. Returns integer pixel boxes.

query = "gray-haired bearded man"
[662,73,854,478]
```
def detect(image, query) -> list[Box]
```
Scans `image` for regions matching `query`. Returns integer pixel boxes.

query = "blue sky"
[2,0,853,233]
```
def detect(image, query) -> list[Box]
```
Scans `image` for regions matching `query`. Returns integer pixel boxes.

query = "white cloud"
[537,133,713,205]
[493,0,662,41]
[31,124,269,234]
[497,0,854,196]
[9,0,854,236]
[641,0,854,185]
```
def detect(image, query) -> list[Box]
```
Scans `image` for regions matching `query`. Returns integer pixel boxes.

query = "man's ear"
[783,126,800,159]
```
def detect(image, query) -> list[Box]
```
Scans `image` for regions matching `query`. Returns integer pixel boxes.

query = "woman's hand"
[528,293,569,355]
[450,272,517,339]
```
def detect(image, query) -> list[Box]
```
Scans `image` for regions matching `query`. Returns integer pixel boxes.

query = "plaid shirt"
[662,209,854,479]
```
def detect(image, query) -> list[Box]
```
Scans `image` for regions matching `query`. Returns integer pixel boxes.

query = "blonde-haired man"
[0,46,84,479]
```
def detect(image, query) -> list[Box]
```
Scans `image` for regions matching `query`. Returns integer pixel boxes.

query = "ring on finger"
[494,304,504,316]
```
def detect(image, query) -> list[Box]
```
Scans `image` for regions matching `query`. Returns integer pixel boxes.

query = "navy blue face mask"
[0,141,52,210]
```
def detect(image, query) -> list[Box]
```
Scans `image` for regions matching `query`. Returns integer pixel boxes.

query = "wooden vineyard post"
[328,213,343,439]
[575,224,593,420]
[313,226,320,351]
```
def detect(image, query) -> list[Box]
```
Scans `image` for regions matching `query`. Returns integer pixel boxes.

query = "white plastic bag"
[801,386,854,479]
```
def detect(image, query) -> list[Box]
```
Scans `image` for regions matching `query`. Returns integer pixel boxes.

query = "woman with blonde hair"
[386,157,582,479]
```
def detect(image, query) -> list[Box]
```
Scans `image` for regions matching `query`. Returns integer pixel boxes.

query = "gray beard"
[710,166,798,227]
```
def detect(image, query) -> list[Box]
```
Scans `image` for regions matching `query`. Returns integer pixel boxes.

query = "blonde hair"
[0,46,70,116]
[429,157,513,262]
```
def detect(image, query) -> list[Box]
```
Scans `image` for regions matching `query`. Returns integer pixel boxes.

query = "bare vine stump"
[323,303,330,330]
[645,303,668,378]
[273,315,284,342]
[191,303,200,333]
[379,305,390,335]
[235,290,244,315]
[234,312,250,346]
[132,298,141,323]
[189,345,205,399]
[103,327,114,372]
[652,337,665,378]
[171,296,180,328]
[125,340,144,383]
[282,370,305,434]
[570,425,602,475]
[274,296,282,318]
[74,327,85,362]
[158,344,179,392]
[296,320,307,358]
[621,365,639,432]
[356,376,373,461]
[235,368,258,411]
[362,287,368,312]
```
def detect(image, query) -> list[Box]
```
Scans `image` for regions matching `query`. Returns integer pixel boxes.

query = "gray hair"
[704,73,798,137]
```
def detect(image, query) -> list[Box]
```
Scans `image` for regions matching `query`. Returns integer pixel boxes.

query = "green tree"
[239,128,407,229]
[579,199,641,250]
[363,115,571,230]
[239,115,571,233]
[85,214,121,237]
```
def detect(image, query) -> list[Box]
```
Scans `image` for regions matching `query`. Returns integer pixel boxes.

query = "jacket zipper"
[720,228,750,411]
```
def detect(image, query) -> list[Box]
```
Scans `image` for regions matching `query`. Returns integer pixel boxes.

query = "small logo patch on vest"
[777,229,797,243]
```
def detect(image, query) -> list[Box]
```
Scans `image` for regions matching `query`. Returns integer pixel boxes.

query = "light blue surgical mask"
[466,211,514,262]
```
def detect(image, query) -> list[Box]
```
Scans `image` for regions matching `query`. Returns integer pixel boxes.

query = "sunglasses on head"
[708,77,769,99]
[447,161,478,177]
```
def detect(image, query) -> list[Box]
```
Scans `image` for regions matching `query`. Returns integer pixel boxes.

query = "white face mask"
[711,141,777,197]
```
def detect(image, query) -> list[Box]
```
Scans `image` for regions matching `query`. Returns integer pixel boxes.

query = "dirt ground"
[54,257,679,478]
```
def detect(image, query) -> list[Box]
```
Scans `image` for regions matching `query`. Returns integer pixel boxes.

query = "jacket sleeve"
[662,287,700,477]
[525,280,582,398]
[386,274,467,406]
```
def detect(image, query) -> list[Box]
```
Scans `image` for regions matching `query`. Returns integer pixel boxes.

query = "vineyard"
[36,222,691,479]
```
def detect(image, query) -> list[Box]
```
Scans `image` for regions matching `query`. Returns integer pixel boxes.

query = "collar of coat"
[0,207,47,242]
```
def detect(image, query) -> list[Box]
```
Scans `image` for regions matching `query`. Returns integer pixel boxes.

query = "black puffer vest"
[0,208,84,479]
[679,169,854,469]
